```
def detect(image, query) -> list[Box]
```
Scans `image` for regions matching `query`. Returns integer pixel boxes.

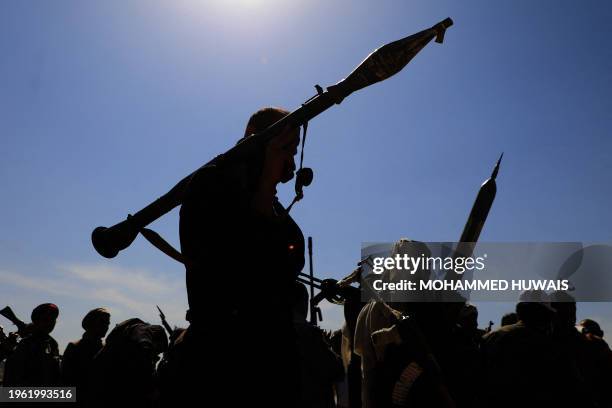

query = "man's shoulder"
[11,334,57,355]
[354,302,398,350]
[63,340,80,354]
[14,335,37,349]
[183,165,223,197]
[180,163,248,210]
[483,322,526,342]
[7,337,31,359]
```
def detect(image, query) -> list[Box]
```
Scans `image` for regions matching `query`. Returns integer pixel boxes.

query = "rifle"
[156,305,174,337]
[91,18,453,260]
[0,306,31,337]
[307,237,322,325]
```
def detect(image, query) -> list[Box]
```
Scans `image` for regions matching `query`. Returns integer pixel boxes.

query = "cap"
[31,303,59,323]
[82,308,110,331]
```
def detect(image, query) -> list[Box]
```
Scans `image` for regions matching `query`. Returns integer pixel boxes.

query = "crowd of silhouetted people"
[1,287,612,408]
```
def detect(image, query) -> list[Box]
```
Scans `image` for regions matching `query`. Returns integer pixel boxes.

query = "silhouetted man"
[358,240,479,408]
[89,318,167,408]
[578,318,612,408]
[482,291,563,408]
[457,303,486,346]
[0,325,19,364]
[550,292,612,408]
[62,307,110,406]
[3,303,61,386]
[171,107,305,407]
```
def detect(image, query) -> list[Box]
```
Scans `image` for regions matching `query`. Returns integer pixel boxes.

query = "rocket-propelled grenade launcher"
[459,153,503,244]
[447,153,503,281]
[92,18,453,259]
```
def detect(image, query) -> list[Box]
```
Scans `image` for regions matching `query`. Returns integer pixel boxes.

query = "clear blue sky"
[1,0,611,350]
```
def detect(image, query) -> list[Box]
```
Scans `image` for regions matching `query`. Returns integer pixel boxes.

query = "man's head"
[579,318,604,338]
[31,303,59,335]
[501,312,518,327]
[82,307,111,339]
[515,290,555,329]
[243,107,299,184]
[244,107,289,139]
[458,304,479,331]
[386,239,432,312]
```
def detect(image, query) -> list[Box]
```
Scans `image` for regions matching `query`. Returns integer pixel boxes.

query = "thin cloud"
[0,263,185,318]
[58,263,180,294]
[0,270,80,297]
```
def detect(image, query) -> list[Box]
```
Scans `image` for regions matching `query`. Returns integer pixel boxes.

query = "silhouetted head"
[386,239,432,312]
[243,107,298,184]
[549,291,577,329]
[31,303,59,335]
[579,318,603,338]
[293,281,309,322]
[501,312,518,327]
[458,303,479,331]
[244,107,289,138]
[515,290,555,330]
[82,308,111,339]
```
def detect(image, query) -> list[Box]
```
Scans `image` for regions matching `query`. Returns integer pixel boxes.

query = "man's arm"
[2,342,29,386]
[61,342,77,386]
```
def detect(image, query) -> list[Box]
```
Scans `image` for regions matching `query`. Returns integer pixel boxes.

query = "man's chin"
[280,173,295,184]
